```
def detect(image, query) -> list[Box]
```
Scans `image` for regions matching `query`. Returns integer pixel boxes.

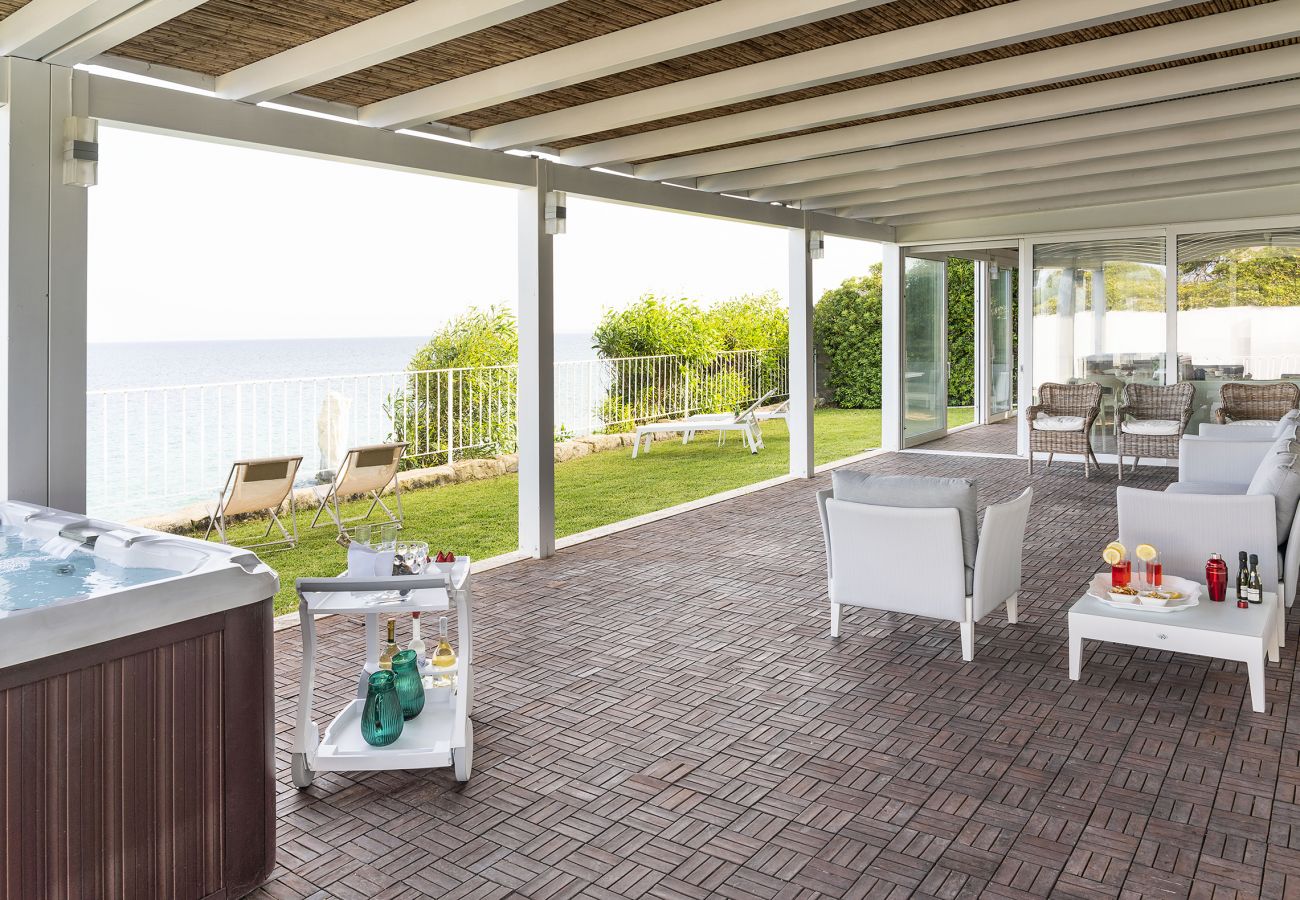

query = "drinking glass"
[354,524,373,547]
[1145,555,1163,588]
[1110,558,1131,588]
[380,522,399,550]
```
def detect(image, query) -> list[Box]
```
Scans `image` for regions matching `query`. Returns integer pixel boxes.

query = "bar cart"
[290,559,474,788]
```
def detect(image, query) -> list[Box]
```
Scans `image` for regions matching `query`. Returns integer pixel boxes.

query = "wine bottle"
[407,611,427,666]
[430,616,456,687]
[378,617,399,670]
[1236,551,1248,601]
[1247,554,1263,604]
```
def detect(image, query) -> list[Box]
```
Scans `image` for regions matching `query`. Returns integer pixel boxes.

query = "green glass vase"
[360,670,404,747]
[391,650,425,720]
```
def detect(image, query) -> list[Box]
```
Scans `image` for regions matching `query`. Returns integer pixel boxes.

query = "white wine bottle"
[407,611,427,666]
[430,616,456,687]
[378,617,399,670]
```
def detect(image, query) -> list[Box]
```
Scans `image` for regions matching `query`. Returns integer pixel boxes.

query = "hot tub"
[0,500,277,899]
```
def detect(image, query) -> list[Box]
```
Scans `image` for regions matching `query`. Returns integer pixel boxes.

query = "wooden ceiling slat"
[628,39,1300,165]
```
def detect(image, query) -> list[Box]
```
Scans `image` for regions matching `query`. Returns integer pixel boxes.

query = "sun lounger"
[204,454,303,550]
[309,442,406,533]
[632,390,775,458]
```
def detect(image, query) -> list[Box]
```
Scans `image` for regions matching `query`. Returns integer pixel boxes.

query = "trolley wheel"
[452,721,473,783]
[291,753,314,789]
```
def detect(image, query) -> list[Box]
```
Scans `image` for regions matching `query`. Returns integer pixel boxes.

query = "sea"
[86,333,599,521]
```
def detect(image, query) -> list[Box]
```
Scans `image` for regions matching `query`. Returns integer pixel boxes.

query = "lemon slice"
[1135,543,1158,562]
[1102,546,1122,566]
[1106,541,1127,559]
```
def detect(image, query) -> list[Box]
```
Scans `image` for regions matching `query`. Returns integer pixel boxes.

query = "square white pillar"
[880,243,904,452]
[1,58,88,509]
[787,222,814,478]
[516,159,555,558]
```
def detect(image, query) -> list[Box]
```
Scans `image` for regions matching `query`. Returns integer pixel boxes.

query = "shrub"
[813,266,884,409]
[390,305,519,465]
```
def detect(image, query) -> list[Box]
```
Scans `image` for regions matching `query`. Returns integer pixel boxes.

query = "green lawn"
[209,406,974,613]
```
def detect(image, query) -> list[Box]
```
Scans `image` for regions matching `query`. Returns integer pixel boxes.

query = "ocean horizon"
[88,332,600,392]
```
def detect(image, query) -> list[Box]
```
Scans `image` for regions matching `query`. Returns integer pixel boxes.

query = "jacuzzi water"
[0,525,180,612]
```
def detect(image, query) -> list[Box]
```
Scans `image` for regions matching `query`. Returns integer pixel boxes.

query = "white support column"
[516,158,555,558]
[973,259,989,426]
[1164,228,1179,384]
[787,218,814,478]
[1017,239,1033,457]
[1,58,88,510]
[880,243,904,452]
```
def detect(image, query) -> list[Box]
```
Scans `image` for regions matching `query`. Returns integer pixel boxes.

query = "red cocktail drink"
[1111,559,1131,587]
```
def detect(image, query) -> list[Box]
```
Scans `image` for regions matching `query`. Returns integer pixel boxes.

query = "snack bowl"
[1137,592,1170,608]
[1108,587,1139,604]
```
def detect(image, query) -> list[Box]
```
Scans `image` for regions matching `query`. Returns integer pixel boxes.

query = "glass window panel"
[1032,237,1166,453]
[904,257,946,439]
[1176,229,1300,429]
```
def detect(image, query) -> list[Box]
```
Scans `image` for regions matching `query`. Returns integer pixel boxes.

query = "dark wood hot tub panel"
[0,600,274,900]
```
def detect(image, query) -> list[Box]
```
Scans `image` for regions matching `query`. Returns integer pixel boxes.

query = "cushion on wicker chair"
[1236,419,1282,427]
[1033,414,1085,431]
[1121,419,1180,436]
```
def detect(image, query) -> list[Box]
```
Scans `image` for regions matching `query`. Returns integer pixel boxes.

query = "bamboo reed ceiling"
[0,0,29,18]
[630,39,1300,165]
[543,0,1278,151]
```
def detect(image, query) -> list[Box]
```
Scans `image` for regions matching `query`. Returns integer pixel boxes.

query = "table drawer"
[1071,613,1259,661]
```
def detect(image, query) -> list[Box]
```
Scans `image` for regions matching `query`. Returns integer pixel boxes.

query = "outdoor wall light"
[545,190,567,235]
[809,230,825,260]
[63,116,99,187]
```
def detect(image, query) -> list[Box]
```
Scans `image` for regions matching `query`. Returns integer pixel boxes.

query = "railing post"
[446,369,455,464]
[235,383,244,459]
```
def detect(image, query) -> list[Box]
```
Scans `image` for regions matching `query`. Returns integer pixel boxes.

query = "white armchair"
[816,485,1032,660]
[1117,433,1300,608]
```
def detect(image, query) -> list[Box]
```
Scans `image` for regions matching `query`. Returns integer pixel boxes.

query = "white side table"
[1068,583,1282,713]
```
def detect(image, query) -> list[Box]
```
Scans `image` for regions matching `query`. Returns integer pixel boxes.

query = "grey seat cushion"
[832,470,977,593]
[1247,435,1300,544]
[1166,481,1248,495]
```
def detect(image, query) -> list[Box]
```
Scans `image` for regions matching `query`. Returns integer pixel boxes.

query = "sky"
[88,126,881,343]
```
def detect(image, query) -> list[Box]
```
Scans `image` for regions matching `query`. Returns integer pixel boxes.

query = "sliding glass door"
[903,256,947,445]
[989,261,1015,419]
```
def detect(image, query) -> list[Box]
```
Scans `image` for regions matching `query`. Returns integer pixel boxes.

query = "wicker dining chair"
[1216,381,1300,424]
[1115,382,1194,481]
[1025,382,1103,477]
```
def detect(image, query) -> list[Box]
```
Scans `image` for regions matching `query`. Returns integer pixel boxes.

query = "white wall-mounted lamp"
[809,229,825,260]
[63,116,99,187]
[544,190,567,235]
[990,262,1000,279]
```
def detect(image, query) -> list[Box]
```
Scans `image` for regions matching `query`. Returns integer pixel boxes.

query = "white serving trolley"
[291,559,474,788]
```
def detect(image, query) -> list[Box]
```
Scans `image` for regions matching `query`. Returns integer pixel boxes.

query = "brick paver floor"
[911,421,1018,456]
[254,451,1299,900]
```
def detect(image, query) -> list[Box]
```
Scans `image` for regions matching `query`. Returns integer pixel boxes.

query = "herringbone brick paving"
[252,451,1300,900]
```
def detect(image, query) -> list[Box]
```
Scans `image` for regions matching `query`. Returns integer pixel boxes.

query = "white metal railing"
[86,348,787,521]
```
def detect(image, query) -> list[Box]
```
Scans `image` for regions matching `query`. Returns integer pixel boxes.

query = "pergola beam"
[562,1,1297,167]
[38,0,207,66]
[637,45,1300,181]
[469,0,1202,151]
[216,0,564,103]
[83,70,886,240]
[874,166,1300,226]
[806,128,1300,211]
[701,79,1300,194]
[0,0,204,60]
[758,107,1300,203]
[358,0,889,131]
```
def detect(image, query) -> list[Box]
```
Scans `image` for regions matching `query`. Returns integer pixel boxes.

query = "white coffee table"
[1068,580,1282,712]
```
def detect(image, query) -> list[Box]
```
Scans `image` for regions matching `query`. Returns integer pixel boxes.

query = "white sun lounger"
[204,454,303,550]
[632,390,775,458]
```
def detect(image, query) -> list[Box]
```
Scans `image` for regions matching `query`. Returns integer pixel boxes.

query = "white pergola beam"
[636,44,1300,181]
[702,79,1300,194]
[216,0,563,103]
[359,0,890,131]
[806,128,1300,210]
[39,0,207,66]
[874,166,1300,226]
[563,1,1297,167]
[758,106,1300,203]
[469,0,1202,151]
[0,0,190,59]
